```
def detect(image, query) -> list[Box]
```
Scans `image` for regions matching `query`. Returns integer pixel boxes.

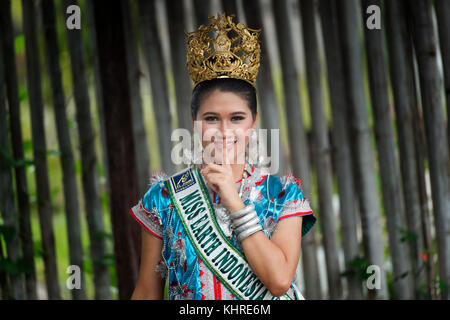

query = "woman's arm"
[201,163,303,297]
[131,227,165,299]
[239,216,303,297]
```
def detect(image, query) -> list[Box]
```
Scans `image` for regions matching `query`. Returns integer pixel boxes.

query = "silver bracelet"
[237,224,262,242]
[231,210,258,229]
[234,216,260,235]
[229,203,255,220]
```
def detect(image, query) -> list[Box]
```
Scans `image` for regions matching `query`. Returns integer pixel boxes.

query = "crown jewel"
[185,13,261,88]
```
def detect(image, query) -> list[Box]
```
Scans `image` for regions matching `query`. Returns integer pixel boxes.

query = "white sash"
[164,166,295,300]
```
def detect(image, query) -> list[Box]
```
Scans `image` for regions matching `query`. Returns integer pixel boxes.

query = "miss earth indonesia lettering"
[179,189,271,299]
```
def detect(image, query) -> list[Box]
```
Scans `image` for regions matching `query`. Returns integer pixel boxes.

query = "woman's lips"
[213,139,237,150]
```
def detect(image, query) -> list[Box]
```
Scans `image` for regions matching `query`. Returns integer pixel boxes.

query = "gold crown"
[185,13,261,88]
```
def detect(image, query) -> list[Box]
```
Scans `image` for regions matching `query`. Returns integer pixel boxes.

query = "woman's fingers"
[203,171,222,184]
[203,172,222,193]
[223,144,234,172]
[202,163,226,175]
[223,142,229,165]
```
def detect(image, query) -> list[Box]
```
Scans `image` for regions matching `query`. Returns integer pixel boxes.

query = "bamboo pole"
[138,0,175,176]
[0,230,10,298]
[385,0,428,299]
[193,0,212,26]
[408,0,450,300]
[85,0,110,192]
[242,0,286,174]
[166,0,193,132]
[318,0,363,300]
[221,0,238,17]
[255,0,321,298]
[92,0,141,299]
[0,0,37,300]
[362,0,413,299]
[41,0,86,300]
[296,0,343,299]
[336,0,387,299]
[121,0,151,197]
[435,0,450,151]
[62,0,112,300]
[0,38,25,300]
[22,0,61,300]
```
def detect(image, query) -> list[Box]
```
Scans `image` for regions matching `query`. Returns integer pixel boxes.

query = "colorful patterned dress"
[130,164,317,300]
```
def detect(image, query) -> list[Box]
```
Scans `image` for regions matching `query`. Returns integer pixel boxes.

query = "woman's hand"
[201,162,245,213]
[200,149,246,213]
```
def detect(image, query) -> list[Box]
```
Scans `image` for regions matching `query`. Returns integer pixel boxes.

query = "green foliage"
[386,270,394,299]
[0,145,34,169]
[100,254,116,268]
[50,187,60,202]
[13,157,35,168]
[75,160,82,176]
[67,117,76,129]
[96,163,104,178]
[22,140,33,153]
[100,192,109,211]
[82,255,93,274]
[87,253,116,269]
[398,226,417,244]
[18,85,28,102]
[435,279,449,299]
[14,34,25,54]
[0,225,16,243]
[417,282,431,300]
[46,149,61,157]
[33,240,45,260]
[0,257,33,275]
[341,256,371,281]
[93,230,113,242]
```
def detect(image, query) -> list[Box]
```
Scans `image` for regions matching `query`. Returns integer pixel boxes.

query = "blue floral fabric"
[130,165,316,300]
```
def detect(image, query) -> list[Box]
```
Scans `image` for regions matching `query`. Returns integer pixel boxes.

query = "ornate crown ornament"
[185,13,261,88]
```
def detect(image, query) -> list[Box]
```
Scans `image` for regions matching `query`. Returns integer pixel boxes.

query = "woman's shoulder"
[130,171,173,239]
[263,171,305,202]
[271,172,316,236]
[143,172,169,198]
[140,171,174,215]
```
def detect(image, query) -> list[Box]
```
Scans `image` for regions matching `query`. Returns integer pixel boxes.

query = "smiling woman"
[129,13,316,301]
[193,81,257,170]
[191,78,257,120]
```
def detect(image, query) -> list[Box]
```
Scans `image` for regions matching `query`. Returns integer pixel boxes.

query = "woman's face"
[193,89,257,164]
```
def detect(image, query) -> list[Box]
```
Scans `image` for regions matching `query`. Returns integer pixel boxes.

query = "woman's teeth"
[214,140,237,150]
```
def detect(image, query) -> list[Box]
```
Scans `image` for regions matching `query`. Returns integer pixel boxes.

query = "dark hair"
[190,78,257,120]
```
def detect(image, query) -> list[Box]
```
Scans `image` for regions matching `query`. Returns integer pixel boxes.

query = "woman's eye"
[204,116,218,122]
[231,116,245,121]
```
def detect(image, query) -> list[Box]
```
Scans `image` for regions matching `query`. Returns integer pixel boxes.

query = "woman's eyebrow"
[201,112,219,116]
[201,111,247,117]
[230,111,247,115]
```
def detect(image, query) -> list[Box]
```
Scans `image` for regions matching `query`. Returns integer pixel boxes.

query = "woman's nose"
[219,120,233,138]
